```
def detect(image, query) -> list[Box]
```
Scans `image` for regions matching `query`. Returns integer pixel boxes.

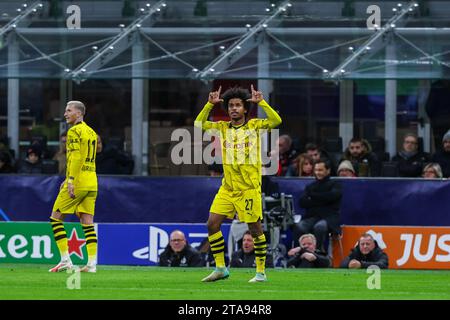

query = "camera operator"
[287,233,331,268]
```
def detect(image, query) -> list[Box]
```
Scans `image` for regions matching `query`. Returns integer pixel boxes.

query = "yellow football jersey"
[66,121,98,191]
[195,99,282,192]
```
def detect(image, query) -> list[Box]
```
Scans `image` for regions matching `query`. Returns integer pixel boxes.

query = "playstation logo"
[132,226,169,263]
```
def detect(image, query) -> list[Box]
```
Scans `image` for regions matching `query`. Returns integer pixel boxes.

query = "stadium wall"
[0,175,449,226]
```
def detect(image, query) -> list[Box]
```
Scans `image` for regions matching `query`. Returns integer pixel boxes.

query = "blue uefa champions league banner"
[98,223,231,266]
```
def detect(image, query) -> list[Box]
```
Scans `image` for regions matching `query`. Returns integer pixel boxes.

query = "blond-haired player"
[49,101,98,273]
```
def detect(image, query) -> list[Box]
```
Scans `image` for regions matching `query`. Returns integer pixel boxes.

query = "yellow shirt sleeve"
[252,99,282,129]
[194,102,222,131]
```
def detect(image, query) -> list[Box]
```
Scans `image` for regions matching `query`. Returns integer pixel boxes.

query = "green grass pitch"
[1,264,449,300]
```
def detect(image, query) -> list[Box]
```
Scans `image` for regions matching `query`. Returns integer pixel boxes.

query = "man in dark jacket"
[341,138,380,177]
[305,142,337,176]
[159,230,204,267]
[287,233,331,268]
[292,159,342,251]
[431,130,450,178]
[392,133,430,177]
[230,231,274,268]
[340,233,388,269]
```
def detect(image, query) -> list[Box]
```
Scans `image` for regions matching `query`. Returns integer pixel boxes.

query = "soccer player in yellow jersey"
[195,85,282,283]
[49,101,99,273]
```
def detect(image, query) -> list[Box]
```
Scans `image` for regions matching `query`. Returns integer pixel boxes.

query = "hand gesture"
[208,86,224,105]
[288,247,301,257]
[300,252,317,262]
[247,84,263,104]
[348,259,362,269]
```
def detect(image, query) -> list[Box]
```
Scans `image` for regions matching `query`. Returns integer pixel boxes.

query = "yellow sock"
[81,224,97,264]
[50,217,69,260]
[209,231,226,268]
[254,234,267,274]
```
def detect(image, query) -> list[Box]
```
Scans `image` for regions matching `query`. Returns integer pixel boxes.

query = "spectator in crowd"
[286,233,331,268]
[341,138,380,177]
[17,146,43,174]
[229,231,274,268]
[30,135,50,160]
[340,233,389,269]
[431,130,450,178]
[305,142,336,175]
[273,134,298,176]
[286,153,314,177]
[422,163,443,179]
[0,150,15,173]
[96,135,134,174]
[291,158,342,250]
[391,133,430,177]
[361,139,372,155]
[159,230,204,267]
[305,143,323,162]
[297,153,314,177]
[337,160,357,178]
[52,131,67,174]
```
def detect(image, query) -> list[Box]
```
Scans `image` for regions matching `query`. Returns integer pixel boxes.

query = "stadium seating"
[149,142,172,175]
[368,137,390,162]
[381,161,399,177]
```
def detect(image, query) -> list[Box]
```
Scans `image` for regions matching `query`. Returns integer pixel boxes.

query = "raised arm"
[247,85,282,129]
[258,100,282,128]
[194,86,223,131]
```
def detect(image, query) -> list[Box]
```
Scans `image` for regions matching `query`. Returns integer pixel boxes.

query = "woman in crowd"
[286,153,314,177]
[422,163,443,179]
